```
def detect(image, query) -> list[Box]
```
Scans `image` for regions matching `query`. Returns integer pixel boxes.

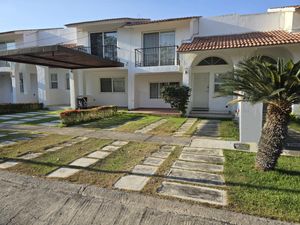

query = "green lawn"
[224,150,300,223]
[289,121,300,132]
[116,115,161,132]
[219,120,239,140]
[149,117,187,135]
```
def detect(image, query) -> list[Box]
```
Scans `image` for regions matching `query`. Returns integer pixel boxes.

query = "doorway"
[193,72,209,109]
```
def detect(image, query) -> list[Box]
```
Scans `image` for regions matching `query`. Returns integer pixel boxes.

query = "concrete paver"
[87,151,111,159]
[132,164,158,175]
[70,157,98,167]
[47,167,80,178]
[135,119,167,134]
[143,157,165,166]
[0,161,19,169]
[172,160,224,173]
[179,153,225,164]
[183,147,224,156]
[114,175,150,191]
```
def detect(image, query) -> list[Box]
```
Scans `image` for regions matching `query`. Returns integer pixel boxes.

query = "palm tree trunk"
[256,103,291,171]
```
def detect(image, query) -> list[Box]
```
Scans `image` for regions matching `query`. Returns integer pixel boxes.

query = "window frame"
[50,73,58,89]
[214,73,229,95]
[198,57,227,66]
[100,77,125,93]
[149,81,180,99]
[90,31,117,59]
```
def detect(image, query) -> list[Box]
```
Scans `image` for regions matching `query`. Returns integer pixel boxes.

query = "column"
[36,66,49,106]
[127,71,135,109]
[77,70,86,96]
[69,69,78,109]
[11,63,19,103]
[182,67,192,114]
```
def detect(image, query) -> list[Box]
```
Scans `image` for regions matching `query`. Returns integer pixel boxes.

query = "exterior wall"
[84,69,128,107]
[292,104,300,116]
[0,73,12,103]
[135,73,182,108]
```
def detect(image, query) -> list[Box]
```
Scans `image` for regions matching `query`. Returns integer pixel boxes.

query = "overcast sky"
[1,0,299,32]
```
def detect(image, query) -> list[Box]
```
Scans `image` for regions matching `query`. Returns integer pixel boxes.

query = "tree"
[219,57,300,171]
[161,85,191,116]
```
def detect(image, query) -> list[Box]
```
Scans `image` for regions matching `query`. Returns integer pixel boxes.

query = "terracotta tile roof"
[178,30,300,52]
[123,16,200,27]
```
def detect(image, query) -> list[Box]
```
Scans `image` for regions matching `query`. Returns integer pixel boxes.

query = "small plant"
[161,85,191,116]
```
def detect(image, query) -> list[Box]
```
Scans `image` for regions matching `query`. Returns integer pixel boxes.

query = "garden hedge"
[60,105,118,126]
[0,103,43,114]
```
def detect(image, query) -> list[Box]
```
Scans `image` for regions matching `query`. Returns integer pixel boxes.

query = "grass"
[289,121,300,133]
[224,150,300,223]
[142,146,182,194]
[184,119,199,136]
[8,138,111,176]
[219,120,239,140]
[0,134,71,158]
[116,115,161,132]
[66,142,160,188]
[149,117,187,135]
[84,113,144,129]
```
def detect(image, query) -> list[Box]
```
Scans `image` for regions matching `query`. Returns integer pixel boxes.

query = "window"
[150,82,180,99]
[100,78,125,93]
[66,73,70,90]
[198,57,227,66]
[19,73,24,93]
[50,73,58,89]
[214,73,229,94]
[90,31,117,60]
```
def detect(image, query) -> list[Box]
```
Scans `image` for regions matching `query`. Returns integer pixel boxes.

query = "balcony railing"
[135,45,179,67]
[0,61,10,67]
[72,45,118,62]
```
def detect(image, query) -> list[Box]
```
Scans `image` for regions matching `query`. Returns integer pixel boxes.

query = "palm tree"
[219,57,300,171]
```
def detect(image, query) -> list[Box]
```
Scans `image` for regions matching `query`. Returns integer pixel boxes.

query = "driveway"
[0,170,294,225]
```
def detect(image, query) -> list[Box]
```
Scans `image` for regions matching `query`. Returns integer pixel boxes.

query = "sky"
[1,0,299,32]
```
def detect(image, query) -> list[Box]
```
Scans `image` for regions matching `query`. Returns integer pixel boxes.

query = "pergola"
[0,45,123,69]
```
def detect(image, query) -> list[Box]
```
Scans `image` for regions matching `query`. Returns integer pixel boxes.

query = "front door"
[193,73,209,108]
[30,73,38,102]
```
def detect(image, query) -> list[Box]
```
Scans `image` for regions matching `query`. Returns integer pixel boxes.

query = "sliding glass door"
[90,31,117,60]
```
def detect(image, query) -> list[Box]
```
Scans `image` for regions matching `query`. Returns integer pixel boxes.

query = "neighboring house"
[0,5,300,142]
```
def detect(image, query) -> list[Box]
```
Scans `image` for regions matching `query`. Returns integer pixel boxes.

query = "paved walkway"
[0,170,294,225]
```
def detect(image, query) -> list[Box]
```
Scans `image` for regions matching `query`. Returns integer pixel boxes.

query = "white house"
[0,5,300,142]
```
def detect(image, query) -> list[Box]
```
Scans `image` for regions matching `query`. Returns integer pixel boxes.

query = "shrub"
[161,85,191,116]
[0,103,43,114]
[60,105,118,126]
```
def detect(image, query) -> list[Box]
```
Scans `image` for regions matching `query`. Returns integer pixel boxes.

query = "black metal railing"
[135,45,179,67]
[72,45,119,62]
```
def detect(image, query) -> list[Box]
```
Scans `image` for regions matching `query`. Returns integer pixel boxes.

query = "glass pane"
[100,78,112,92]
[104,32,117,60]
[150,83,159,99]
[160,32,175,65]
[90,33,103,57]
[160,32,175,47]
[143,33,159,66]
[113,78,125,92]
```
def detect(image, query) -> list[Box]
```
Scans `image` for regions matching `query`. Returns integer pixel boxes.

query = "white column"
[11,63,18,103]
[239,102,263,143]
[77,70,86,96]
[69,70,78,109]
[182,67,192,114]
[127,71,135,109]
[36,66,49,106]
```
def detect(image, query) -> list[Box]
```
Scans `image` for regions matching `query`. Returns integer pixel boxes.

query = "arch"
[197,56,228,66]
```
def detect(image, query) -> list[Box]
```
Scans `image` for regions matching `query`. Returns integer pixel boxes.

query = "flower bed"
[60,105,118,126]
[0,103,43,114]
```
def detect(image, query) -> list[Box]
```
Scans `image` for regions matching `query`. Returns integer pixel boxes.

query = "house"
[0,5,300,142]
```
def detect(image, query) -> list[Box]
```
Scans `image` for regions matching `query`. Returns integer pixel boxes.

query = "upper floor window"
[50,73,58,89]
[198,57,227,66]
[142,31,176,66]
[90,31,117,60]
[19,73,24,93]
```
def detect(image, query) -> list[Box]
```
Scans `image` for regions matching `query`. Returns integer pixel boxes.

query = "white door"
[30,73,38,102]
[193,73,209,108]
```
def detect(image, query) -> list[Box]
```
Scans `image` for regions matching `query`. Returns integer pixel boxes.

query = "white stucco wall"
[0,73,12,103]
[135,73,182,108]
[84,69,128,107]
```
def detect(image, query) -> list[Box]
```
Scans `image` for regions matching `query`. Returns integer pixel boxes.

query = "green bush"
[0,103,43,114]
[60,105,118,126]
[161,85,191,116]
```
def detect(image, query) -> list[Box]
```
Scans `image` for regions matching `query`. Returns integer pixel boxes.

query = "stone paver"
[151,151,172,159]
[70,157,98,167]
[114,175,150,191]
[195,120,220,137]
[0,116,11,120]
[135,119,167,134]
[132,164,158,175]
[19,152,43,160]
[3,120,25,125]
[13,137,32,141]
[182,147,224,156]
[0,141,17,147]
[39,122,58,126]
[45,146,64,152]
[87,151,111,159]
[173,118,197,136]
[19,118,40,122]
[158,181,227,206]
[179,153,225,164]
[0,134,7,138]
[111,140,129,146]
[33,116,50,120]
[167,168,225,186]
[47,167,80,178]
[101,145,121,152]
[143,157,165,166]
[0,161,19,169]
[172,160,224,173]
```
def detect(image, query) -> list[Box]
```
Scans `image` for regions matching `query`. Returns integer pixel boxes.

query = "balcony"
[73,45,119,62]
[135,46,179,67]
